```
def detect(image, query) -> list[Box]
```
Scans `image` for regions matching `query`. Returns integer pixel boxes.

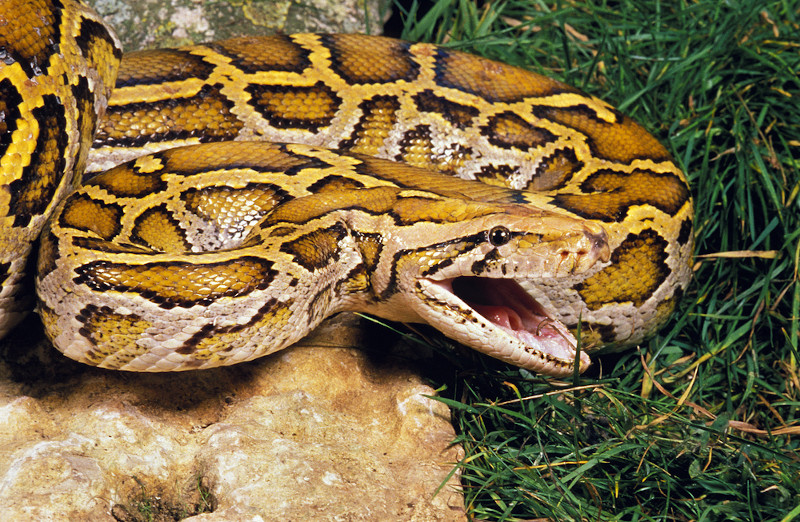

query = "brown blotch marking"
[338,95,401,156]
[131,205,190,252]
[73,257,277,309]
[281,222,348,271]
[0,79,24,158]
[86,162,168,198]
[72,236,152,254]
[75,304,152,367]
[212,35,312,74]
[267,226,298,238]
[307,175,366,194]
[526,148,584,191]
[394,125,472,176]
[183,182,292,234]
[8,94,69,228]
[475,164,517,188]
[176,298,293,362]
[552,168,691,222]
[75,16,122,72]
[245,82,342,130]
[353,231,383,274]
[483,112,557,151]
[575,229,670,310]
[433,47,580,103]
[71,77,100,177]
[0,263,9,288]
[0,0,60,78]
[116,49,214,87]
[532,104,673,163]
[37,231,60,278]
[395,124,473,175]
[677,217,693,246]
[324,34,419,84]
[308,282,336,322]
[412,89,480,129]
[60,193,123,240]
[395,125,440,171]
[96,84,243,147]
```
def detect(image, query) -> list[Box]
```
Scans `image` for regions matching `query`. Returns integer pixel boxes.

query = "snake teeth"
[455,277,583,364]
[417,277,590,376]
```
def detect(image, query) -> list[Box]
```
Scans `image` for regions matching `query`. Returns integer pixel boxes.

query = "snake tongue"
[453,277,581,363]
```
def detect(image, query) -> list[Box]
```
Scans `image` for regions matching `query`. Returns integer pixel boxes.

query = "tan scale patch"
[131,206,190,252]
[161,141,312,175]
[116,49,214,86]
[325,34,419,84]
[0,0,59,77]
[88,163,167,197]
[245,82,341,130]
[390,195,500,226]
[60,193,122,240]
[265,186,399,226]
[74,257,276,308]
[97,84,243,145]
[553,168,691,222]
[576,230,669,310]
[433,48,579,103]
[535,105,672,163]
[213,35,311,73]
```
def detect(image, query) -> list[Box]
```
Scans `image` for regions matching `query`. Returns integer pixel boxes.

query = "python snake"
[0,0,693,376]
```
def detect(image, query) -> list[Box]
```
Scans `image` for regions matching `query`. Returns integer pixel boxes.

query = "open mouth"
[419,276,591,375]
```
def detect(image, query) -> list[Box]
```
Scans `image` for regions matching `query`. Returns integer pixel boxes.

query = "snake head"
[387,205,609,377]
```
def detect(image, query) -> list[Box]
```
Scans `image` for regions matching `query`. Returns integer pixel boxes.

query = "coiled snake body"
[0,0,693,376]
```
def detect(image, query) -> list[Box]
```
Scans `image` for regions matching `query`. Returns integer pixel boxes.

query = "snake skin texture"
[1,0,693,376]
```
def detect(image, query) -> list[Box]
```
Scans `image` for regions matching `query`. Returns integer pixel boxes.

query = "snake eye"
[488,226,511,246]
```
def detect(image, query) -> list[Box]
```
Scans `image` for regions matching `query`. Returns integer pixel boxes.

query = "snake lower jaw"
[415,277,590,376]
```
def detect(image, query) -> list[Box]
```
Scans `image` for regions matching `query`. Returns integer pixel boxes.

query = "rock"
[0,315,466,520]
[0,1,466,519]
[85,0,392,50]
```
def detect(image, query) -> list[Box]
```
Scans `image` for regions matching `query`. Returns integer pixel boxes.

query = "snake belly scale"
[0,0,693,376]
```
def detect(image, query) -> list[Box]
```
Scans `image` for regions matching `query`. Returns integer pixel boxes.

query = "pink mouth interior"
[450,277,578,361]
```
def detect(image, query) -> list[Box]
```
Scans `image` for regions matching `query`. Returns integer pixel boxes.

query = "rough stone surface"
[86,0,392,50]
[0,1,466,519]
[0,315,466,520]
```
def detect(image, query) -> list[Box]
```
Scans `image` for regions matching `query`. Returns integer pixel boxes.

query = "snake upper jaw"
[414,276,591,377]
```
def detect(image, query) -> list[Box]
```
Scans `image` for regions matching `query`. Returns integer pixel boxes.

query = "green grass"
[392,0,800,519]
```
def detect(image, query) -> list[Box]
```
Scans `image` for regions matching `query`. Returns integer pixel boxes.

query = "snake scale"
[0,0,693,376]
